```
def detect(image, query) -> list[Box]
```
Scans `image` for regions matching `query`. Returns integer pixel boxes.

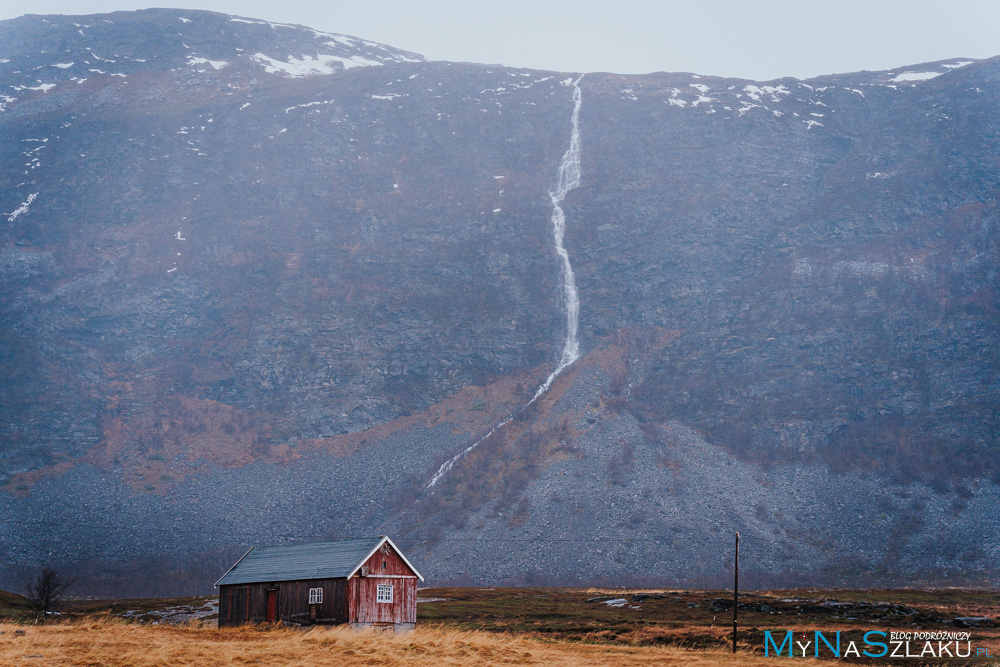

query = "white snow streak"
[253,52,382,77]
[8,192,38,222]
[230,17,297,30]
[425,75,585,490]
[891,71,941,82]
[285,99,335,113]
[187,56,228,70]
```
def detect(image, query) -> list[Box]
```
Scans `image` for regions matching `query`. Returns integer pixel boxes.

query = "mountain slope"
[1,10,998,594]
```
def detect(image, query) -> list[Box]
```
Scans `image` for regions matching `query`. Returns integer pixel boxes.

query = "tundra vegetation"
[1,587,997,665]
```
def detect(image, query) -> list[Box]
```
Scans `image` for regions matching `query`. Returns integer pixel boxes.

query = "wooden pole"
[732,531,739,654]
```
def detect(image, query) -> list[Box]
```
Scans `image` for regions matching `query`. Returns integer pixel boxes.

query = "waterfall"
[426,75,584,490]
[531,74,583,399]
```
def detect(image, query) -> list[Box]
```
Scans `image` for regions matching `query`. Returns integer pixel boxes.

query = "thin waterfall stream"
[425,75,585,490]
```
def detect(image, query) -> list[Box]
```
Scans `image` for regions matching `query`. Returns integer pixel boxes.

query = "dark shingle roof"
[216,537,386,586]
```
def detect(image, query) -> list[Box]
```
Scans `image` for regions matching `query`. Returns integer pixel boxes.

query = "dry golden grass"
[0,619,831,666]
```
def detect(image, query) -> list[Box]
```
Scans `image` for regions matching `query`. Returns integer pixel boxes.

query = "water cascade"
[426,75,585,490]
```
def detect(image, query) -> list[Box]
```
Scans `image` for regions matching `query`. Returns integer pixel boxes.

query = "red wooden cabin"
[215,536,423,631]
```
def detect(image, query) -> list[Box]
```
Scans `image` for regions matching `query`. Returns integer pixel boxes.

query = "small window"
[308,587,323,604]
[376,584,393,604]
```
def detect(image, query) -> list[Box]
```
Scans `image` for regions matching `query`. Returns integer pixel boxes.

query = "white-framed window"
[376,584,393,604]
[308,587,323,604]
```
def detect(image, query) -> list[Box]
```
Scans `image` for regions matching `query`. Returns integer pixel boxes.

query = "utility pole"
[733,531,740,654]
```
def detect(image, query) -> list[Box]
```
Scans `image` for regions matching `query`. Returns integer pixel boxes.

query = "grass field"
[0,619,833,666]
[1,587,998,665]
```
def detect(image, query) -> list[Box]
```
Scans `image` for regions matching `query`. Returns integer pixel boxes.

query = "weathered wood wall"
[218,578,348,627]
[347,543,418,625]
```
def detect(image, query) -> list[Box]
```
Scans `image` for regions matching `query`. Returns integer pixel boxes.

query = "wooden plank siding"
[349,576,417,624]
[219,578,348,627]
[348,541,419,625]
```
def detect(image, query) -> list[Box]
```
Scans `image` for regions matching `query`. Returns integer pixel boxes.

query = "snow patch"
[178,17,191,23]
[253,52,382,77]
[743,85,790,102]
[942,60,973,69]
[187,56,227,70]
[230,17,297,29]
[891,71,940,82]
[7,192,38,222]
[52,62,74,69]
[285,99,335,113]
[322,36,357,48]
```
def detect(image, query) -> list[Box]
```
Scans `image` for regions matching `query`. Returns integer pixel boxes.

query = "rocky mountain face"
[1,9,998,596]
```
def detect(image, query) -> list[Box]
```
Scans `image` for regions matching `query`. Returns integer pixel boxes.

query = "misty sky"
[1,0,998,80]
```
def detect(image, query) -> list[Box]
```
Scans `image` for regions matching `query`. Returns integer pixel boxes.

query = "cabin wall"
[219,583,265,627]
[347,544,419,626]
[349,576,418,625]
[282,578,348,625]
[218,578,348,627]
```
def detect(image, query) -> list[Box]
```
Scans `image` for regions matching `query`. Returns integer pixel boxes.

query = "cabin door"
[265,589,277,623]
